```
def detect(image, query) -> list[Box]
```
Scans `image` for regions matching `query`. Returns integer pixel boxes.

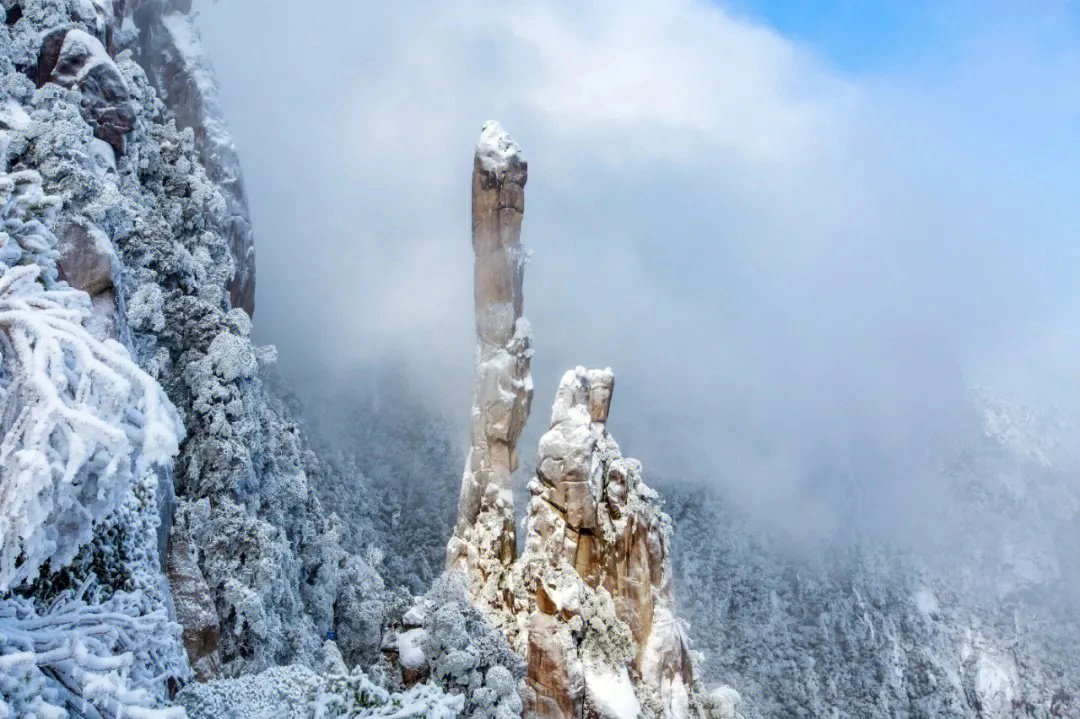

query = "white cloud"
[194,0,1080,538]
[510,0,854,163]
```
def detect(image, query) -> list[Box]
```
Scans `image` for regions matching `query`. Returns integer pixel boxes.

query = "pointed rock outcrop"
[446,121,533,600]
[505,368,703,718]
[446,124,740,719]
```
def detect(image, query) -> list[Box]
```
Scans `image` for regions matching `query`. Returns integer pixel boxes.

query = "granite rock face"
[447,123,732,719]
[55,218,120,338]
[506,368,706,719]
[167,528,223,681]
[446,121,533,600]
[35,27,134,153]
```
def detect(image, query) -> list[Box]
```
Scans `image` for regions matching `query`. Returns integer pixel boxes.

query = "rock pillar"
[446,121,533,601]
[508,368,698,718]
[444,125,740,719]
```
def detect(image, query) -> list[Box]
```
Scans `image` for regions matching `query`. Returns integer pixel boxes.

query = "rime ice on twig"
[0,590,186,718]
[0,263,183,591]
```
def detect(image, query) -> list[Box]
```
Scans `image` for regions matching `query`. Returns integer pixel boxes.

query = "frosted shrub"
[0,168,61,280]
[422,575,524,719]
[312,669,465,719]
[0,585,185,718]
[178,663,465,719]
[0,208,187,715]
[0,263,183,590]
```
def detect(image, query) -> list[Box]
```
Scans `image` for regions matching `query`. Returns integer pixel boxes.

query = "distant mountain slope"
[661,390,1080,718]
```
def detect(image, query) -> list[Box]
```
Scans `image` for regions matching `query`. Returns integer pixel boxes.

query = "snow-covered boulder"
[36,28,135,153]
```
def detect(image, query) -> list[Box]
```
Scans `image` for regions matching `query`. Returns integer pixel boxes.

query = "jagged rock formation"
[167,528,222,680]
[446,124,733,719]
[446,120,533,598]
[55,217,121,338]
[504,368,710,719]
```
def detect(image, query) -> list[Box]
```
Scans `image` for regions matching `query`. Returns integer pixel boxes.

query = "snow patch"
[914,586,940,619]
[160,12,221,101]
[974,651,1018,712]
[703,685,743,719]
[584,661,640,719]
[402,605,426,628]
[476,121,523,178]
[397,628,427,671]
[0,101,30,134]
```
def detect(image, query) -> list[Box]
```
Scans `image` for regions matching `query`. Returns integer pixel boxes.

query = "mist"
[191,0,1080,546]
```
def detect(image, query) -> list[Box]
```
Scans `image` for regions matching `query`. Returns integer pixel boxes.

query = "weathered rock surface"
[443,123,734,718]
[86,0,126,53]
[167,529,223,681]
[55,219,120,337]
[446,121,533,600]
[36,27,134,153]
[505,368,707,719]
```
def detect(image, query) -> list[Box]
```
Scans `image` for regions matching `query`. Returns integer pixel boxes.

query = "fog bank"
[193,0,1080,542]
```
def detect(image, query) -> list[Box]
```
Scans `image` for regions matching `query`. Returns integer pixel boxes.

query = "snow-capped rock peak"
[476,120,524,179]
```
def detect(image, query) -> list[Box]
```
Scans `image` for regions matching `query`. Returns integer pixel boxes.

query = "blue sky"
[729,0,1080,75]
[726,0,946,71]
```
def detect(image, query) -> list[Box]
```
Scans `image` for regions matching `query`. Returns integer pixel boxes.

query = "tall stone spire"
[444,123,734,719]
[446,121,533,598]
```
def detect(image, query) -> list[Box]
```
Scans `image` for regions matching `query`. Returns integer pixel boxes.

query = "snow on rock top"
[476,121,524,178]
[53,29,113,85]
[396,628,428,671]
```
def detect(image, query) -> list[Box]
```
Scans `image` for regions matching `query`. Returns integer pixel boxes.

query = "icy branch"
[0,591,185,718]
[0,263,183,591]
